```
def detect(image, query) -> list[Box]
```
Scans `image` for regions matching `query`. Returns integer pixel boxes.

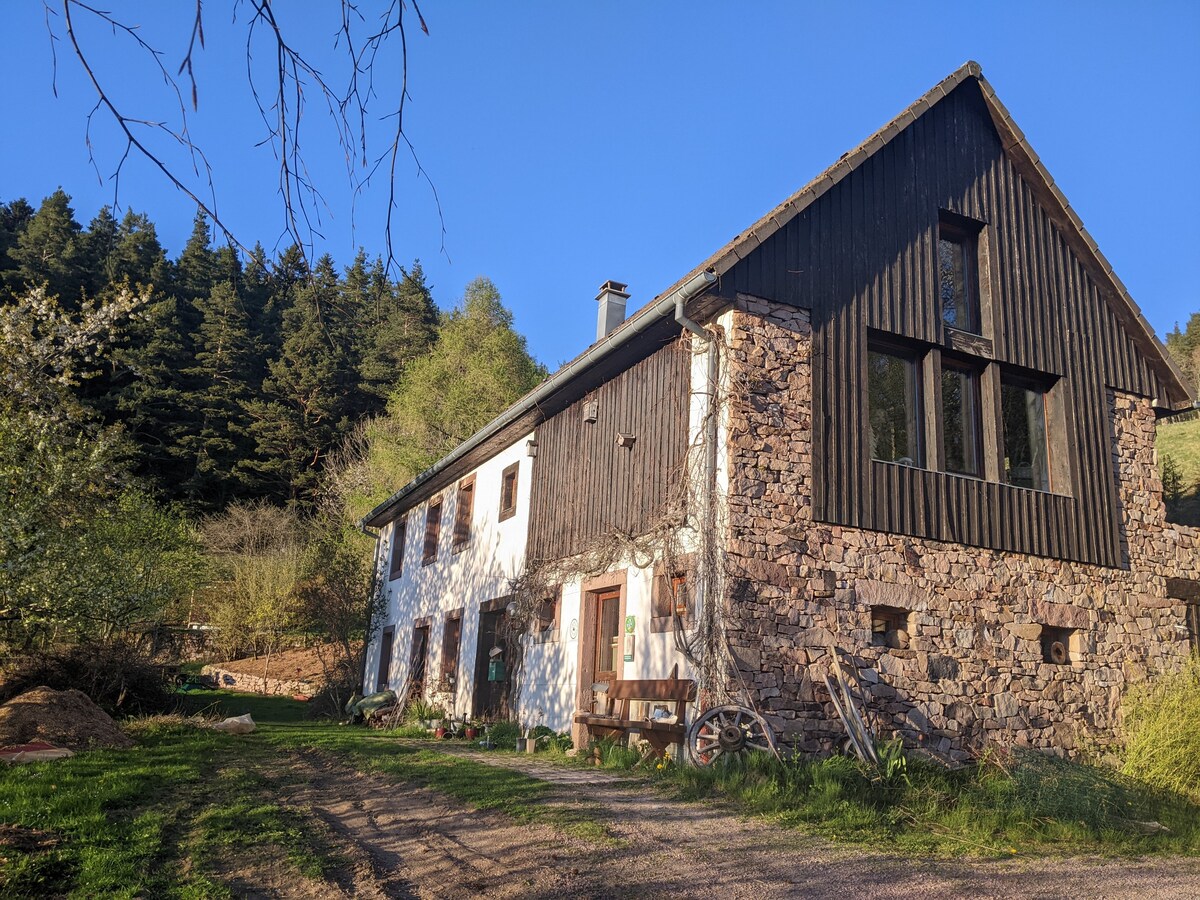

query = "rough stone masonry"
[722,298,1198,761]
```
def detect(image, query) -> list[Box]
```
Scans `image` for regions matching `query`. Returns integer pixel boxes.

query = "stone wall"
[722,298,1198,761]
[201,665,316,698]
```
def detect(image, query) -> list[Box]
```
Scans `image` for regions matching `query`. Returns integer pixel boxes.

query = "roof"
[362,61,1192,530]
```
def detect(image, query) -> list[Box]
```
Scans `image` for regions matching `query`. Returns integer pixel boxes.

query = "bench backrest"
[597,677,696,720]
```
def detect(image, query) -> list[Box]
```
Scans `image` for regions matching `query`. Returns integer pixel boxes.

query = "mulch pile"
[0,686,134,751]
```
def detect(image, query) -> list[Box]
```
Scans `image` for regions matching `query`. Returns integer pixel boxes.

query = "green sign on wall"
[625,615,636,634]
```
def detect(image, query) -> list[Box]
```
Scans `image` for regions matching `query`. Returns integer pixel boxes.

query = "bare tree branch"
[44,1,442,274]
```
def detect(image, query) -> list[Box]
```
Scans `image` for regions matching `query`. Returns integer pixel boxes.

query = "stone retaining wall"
[201,665,316,698]
[722,298,1198,761]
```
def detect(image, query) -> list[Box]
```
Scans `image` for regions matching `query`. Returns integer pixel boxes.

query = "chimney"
[595,280,630,341]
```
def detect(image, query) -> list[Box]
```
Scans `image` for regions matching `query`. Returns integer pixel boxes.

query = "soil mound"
[0,686,134,751]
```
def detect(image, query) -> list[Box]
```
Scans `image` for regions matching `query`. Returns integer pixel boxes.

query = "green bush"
[485,720,520,748]
[1121,654,1200,803]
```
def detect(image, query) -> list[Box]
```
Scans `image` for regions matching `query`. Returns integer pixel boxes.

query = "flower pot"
[434,727,447,739]
[524,737,537,754]
[464,728,478,740]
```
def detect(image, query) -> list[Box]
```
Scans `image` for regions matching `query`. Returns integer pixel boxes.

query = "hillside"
[1157,415,1200,525]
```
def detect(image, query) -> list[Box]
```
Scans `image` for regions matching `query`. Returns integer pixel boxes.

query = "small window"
[868,342,923,467]
[653,571,690,619]
[422,499,442,565]
[498,462,519,522]
[1187,603,1199,653]
[1001,377,1051,491]
[1040,625,1076,665]
[534,587,561,638]
[938,216,981,334]
[388,518,406,580]
[941,362,983,477]
[452,477,475,550]
[871,605,912,649]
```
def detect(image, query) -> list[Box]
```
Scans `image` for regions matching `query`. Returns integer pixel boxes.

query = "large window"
[1001,378,1051,491]
[938,217,981,334]
[868,344,923,466]
[941,362,983,477]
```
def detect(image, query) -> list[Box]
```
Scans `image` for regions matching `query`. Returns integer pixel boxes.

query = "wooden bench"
[573,670,697,756]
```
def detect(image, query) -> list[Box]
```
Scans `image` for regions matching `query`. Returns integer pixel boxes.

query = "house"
[360,62,1199,760]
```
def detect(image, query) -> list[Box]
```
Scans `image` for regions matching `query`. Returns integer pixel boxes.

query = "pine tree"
[180,280,260,509]
[246,256,362,505]
[81,206,119,297]
[1166,312,1200,395]
[358,258,438,406]
[5,189,87,304]
[0,199,35,290]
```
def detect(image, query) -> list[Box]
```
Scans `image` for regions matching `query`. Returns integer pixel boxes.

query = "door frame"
[376,626,395,693]
[574,570,627,743]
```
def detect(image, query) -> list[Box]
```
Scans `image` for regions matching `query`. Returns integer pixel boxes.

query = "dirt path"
[270,747,1200,899]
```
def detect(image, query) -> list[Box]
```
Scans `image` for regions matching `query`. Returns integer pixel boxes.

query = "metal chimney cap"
[596,280,630,300]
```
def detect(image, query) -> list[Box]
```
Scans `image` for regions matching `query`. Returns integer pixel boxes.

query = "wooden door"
[376,627,394,693]
[472,609,507,718]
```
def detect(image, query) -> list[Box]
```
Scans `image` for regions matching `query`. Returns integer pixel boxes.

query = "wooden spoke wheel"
[687,705,777,766]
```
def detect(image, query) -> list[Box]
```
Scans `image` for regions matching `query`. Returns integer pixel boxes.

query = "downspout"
[673,273,720,678]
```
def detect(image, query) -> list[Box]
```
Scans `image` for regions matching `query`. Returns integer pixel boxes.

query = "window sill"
[498,506,516,523]
[533,628,559,644]
[421,556,436,567]
[872,459,1073,500]
[452,540,471,555]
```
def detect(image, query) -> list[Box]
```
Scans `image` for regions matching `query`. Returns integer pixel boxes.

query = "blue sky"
[1,2,1197,368]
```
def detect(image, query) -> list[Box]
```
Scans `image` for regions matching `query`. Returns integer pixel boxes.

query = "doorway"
[409,623,430,700]
[472,603,509,719]
[574,574,627,740]
[376,627,394,693]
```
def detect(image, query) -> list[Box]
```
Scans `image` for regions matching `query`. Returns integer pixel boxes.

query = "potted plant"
[464,720,479,740]
[434,718,448,740]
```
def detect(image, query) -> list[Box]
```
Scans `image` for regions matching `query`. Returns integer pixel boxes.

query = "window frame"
[867,336,926,469]
[651,561,693,633]
[422,498,442,566]
[452,475,475,552]
[388,517,406,581]
[938,357,985,478]
[441,611,463,686]
[999,372,1055,493]
[533,585,561,642]
[498,461,519,522]
[937,213,984,336]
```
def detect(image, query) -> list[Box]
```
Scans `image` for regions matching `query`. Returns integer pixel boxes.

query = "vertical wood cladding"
[725,81,1159,567]
[528,341,689,563]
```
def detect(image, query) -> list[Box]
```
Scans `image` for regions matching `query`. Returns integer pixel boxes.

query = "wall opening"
[871,605,912,650]
[1040,625,1076,665]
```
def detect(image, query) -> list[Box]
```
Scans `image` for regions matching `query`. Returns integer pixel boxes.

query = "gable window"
[498,462,519,522]
[452,476,475,551]
[941,361,983,477]
[388,518,407,580]
[868,342,923,467]
[1001,377,1051,491]
[422,499,442,565]
[938,215,981,334]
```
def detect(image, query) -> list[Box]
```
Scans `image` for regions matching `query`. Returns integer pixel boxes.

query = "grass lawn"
[2,690,1198,896]
[1157,415,1200,523]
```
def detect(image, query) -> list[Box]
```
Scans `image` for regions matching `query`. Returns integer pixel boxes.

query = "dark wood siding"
[726,81,1155,567]
[528,341,689,563]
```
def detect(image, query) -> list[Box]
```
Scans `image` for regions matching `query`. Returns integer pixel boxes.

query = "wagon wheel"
[687,704,778,766]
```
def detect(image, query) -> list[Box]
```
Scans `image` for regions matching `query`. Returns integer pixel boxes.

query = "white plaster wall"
[363,433,534,718]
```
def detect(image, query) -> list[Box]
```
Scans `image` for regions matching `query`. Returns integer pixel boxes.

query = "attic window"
[452,476,475,550]
[498,462,519,522]
[871,605,912,650]
[388,518,406,580]
[1040,625,1076,665]
[422,499,442,565]
[938,214,982,334]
